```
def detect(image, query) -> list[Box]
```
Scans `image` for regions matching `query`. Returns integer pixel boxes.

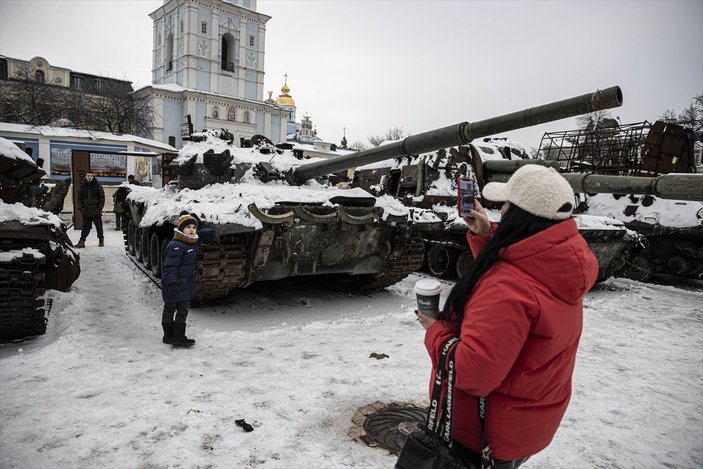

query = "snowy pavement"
[1,227,702,469]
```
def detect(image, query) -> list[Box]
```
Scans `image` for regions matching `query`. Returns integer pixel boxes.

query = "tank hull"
[123,191,429,302]
[0,219,80,341]
[0,138,81,341]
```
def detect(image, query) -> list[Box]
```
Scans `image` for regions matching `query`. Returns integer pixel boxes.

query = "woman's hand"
[464,199,491,236]
[416,310,436,330]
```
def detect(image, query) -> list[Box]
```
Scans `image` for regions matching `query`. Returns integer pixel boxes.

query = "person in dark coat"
[161,212,215,347]
[76,171,105,248]
[112,184,129,230]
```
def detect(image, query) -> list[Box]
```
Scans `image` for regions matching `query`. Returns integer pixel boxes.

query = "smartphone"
[457,177,475,218]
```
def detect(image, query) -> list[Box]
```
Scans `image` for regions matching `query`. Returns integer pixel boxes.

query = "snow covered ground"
[1,227,701,469]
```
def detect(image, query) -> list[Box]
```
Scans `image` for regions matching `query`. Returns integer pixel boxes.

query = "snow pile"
[583,194,703,228]
[133,136,442,228]
[0,136,35,164]
[0,247,45,263]
[0,201,63,227]
[574,214,628,231]
[128,182,394,230]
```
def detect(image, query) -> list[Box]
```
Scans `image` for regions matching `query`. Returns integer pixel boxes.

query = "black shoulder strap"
[426,336,459,433]
[479,396,494,469]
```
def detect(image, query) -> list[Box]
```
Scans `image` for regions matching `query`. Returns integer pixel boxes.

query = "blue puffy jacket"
[161,228,214,303]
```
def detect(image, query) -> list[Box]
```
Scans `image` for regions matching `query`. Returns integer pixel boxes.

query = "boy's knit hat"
[177,214,198,231]
[482,165,575,220]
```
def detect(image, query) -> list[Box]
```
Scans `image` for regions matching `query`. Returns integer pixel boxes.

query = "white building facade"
[136,0,289,148]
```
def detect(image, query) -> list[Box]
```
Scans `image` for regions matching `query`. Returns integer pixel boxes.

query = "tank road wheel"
[455,249,474,278]
[427,245,458,279]
[127,221,136,255]
[135,228,144,262]
[141,229,152,269]
[150,233,163,277]
[624,254,653,282]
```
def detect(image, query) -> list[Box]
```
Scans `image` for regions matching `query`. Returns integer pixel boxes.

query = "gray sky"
[1,0,701,149]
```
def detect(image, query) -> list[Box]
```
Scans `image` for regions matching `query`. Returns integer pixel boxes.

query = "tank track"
[194,240,248,302]
[0,249,48,341]
[343,232,425,291]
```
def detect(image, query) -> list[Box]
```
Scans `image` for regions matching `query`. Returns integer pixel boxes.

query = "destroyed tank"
[0,137,80,341]
[353,137,702,281]
[122,86,624,302]
[538,120,703,281]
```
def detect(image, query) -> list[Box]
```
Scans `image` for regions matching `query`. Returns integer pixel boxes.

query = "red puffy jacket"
[424,218,598,460]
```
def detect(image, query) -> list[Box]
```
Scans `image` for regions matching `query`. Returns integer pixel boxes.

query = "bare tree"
[349,141,368,151]
[0,69,67,125]
[659,109,679,123]
[0,71,153,136]
[575,110,616,130]
[676,94,702,133]
[83,77,154,136]
[367,125,409,147]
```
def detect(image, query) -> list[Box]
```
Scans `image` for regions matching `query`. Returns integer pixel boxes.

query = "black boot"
[171,322,195,347]
[161,321,174,344]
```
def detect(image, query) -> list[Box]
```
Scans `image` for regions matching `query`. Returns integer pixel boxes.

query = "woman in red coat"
[417,165,599,468]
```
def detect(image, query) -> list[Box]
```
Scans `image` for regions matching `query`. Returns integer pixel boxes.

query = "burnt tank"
[122,86,624,301]
[538,120,703,281]
[0,137,80,341]
[352,139,647,282]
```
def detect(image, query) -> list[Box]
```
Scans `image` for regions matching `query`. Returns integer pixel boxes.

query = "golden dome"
[276,78,295,106]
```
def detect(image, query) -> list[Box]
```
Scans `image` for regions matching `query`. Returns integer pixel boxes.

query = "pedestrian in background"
[414,165,598,468]
[160,212,215,347]
[76,171,105,248]
[127,174,140,185]
[112,183,129,230]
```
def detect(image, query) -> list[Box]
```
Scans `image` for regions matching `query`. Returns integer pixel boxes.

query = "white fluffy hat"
[482,165,575,220]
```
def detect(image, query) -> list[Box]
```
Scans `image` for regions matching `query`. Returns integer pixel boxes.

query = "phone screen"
[457,177,475,218]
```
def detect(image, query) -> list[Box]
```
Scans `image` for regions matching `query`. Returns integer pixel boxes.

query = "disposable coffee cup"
[415,279,442,318]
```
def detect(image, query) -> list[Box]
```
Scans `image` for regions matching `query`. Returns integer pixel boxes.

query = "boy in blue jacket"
[161,212,214,347]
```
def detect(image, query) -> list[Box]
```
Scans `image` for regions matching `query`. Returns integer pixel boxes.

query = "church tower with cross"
[135,0,290,148]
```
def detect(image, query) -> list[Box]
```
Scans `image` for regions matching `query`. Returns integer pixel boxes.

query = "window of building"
[249,34,255,47]
[72,76,84,89]
[168,136,176,147]
[201,21,208,34]
[166,33,174,71]
[244,111,250,123]
[34,70,45,83]
[179,19,183,34]
[158,33,161,46]
[221,33,236,71]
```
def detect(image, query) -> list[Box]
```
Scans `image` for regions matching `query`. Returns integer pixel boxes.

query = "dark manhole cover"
[348,401,427,455]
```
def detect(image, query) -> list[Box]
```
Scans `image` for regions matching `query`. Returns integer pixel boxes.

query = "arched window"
[166,33,174,71]
[221,33,235,71]
[34,70,45,83]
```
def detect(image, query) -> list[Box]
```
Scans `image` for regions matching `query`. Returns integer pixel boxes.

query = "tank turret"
[123,87,626,302]
[0,137,80,341]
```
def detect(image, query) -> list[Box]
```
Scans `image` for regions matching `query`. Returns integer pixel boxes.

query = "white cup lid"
[415,279,442,295]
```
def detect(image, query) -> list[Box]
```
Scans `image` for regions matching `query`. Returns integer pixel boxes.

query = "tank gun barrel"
[288,86,623,185]
[564,173,703,201]
[483,168,703,201]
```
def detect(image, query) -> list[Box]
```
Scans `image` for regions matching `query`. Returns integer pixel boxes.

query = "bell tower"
[150,0,270,101]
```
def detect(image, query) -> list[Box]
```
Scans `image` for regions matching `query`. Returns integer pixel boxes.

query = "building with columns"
[134,0,290,148]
